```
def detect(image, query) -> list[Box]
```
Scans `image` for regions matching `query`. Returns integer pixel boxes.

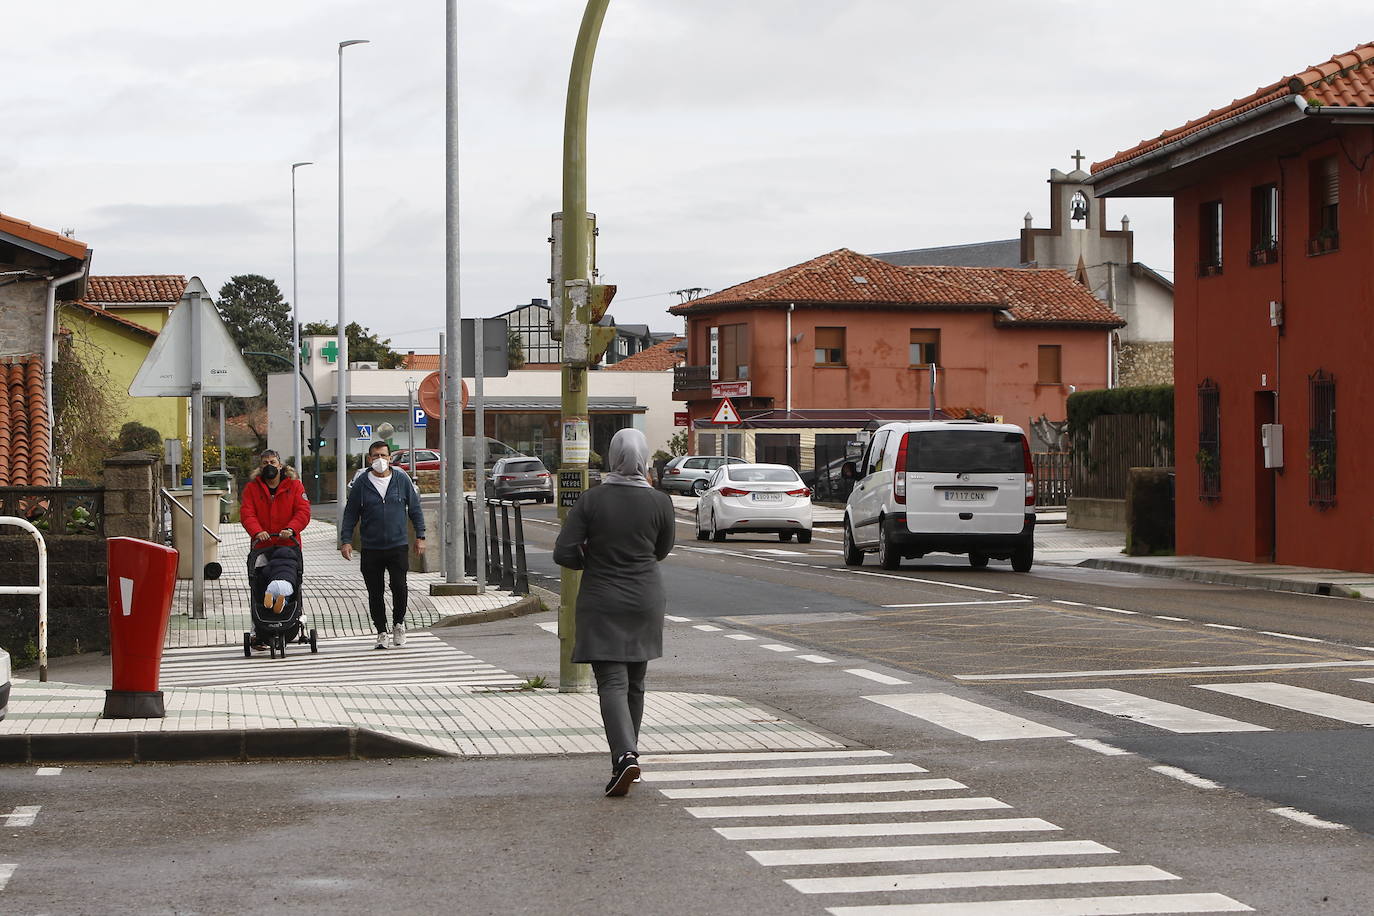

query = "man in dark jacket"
[340,441,426,649]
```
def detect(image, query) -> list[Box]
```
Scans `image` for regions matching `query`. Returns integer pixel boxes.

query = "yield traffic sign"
[711,397,741,426]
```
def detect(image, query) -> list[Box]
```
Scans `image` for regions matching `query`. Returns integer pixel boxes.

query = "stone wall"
[103,451,158,539]
[0,280,47,359]
[1118,341,1174,388]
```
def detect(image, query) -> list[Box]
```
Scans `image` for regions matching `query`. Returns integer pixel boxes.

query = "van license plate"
[752,493,782,502]
[943,490,985,502]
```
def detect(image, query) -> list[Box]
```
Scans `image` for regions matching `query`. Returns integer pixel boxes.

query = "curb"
[1079,557,1358,599]
[431,593,546,628]
[0,726,450,765]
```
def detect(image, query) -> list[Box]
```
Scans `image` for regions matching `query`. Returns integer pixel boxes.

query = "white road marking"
[866,693,1072,741]
[846,668,910,685]
[642,763,926,782]
[1198,682,1374,725]
[1154,615,1189,622]
[1204,623,1248,631]
[1269,806,1348,830]
[535,622,558,635]
[35,767,62,776]
[2,806,40,827]
[659,777,966,799]
[882,599,1030,608]
[640,750,890,765]
[1097,607,1139,615]
[664,615,692,622]
[0,863,13,891]
[958,659,1374,680]
[826,893,1253,915]
[1259,631,1325,643]
[1031,688,1268,733]
[796,654,835,664]
[719,817,1059,841]
[692,624,723,632]
[1068,738,1133,756]
[760,644,796,652]
[748,839,1115,867]
[724,633,757,641]
[845,568,1008,594]
[789,863,1174,894]
[683,797,1011,819]
[1151,765,1222,789]
[1053,600,1087,607]
[750,549,809,556]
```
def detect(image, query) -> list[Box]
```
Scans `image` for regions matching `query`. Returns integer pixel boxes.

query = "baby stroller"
[243,542,318,659]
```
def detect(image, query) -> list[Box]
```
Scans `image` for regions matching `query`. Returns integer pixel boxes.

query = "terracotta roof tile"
[401,353,440,371]
[670,249,1122,327]
[1094,41,1374,173]
[603,337,686,372]
[0,356,50,487]
[86,275,186,305]
[0,213,87,261]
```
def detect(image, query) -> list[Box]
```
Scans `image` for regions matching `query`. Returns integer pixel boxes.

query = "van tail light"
[893,432,910,504]
[1021,437,1036,507]
[720,487,750,497]
[786,488,812,497]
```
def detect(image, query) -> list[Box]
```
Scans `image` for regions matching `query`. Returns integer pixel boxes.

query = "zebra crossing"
[863,676,1374,741]
[158,632,524,689]
[644,749,1252,914]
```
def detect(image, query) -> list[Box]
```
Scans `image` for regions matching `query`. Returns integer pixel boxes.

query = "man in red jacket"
[240,450,311,651]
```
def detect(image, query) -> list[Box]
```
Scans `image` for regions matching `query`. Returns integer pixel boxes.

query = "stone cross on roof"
[1071,150,1085,170]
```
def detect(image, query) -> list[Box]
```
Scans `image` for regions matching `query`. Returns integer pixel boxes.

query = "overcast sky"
[5,3,1370,352]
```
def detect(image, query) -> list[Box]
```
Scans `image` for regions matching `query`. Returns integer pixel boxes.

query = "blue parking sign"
[414,408,428,428]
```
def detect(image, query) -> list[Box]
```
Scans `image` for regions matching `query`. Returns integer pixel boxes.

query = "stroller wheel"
[243,633,252,658]
[309,629,318,654]
[275,634,287,658]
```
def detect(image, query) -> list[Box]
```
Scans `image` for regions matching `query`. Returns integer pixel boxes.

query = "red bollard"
[102,537,179,719]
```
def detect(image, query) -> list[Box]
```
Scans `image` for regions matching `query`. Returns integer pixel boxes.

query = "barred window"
[1308,369,1336,508]
[1197,379,1220,500]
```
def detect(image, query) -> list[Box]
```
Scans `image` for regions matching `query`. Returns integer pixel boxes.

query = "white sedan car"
[695,463,813,543]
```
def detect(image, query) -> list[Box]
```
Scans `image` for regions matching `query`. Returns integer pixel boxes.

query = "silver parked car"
[486,456,554,503]
[660,455,747,495]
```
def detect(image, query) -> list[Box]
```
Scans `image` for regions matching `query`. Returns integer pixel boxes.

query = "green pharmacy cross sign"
[300,341,311,364]
[320,340,339,364]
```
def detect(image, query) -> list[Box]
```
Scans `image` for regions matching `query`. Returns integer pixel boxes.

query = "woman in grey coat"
[553,427,675,797]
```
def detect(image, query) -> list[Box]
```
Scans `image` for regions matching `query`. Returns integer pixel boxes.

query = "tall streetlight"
[336,38,369,534]
[290,160,313,480]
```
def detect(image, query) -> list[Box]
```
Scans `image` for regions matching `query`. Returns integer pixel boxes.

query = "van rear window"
[906,431,1024,474]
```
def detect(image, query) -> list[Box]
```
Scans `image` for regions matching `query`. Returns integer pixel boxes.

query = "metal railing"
[464,497,528,595]
[158,488,224,548]
[672,364,710,393]
[0,516,48,681]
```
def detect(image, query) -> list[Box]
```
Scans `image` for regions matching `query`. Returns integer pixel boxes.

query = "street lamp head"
[292,161,314,170]
[339,39,370,51]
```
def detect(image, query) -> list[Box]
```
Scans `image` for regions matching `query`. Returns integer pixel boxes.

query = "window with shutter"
[1037,345,1061,384]
[814,327,845,366]
[1198,200,1223,275]
[1308,157,1339,254]
[1249,184,1278,265]
[909,329,940,366]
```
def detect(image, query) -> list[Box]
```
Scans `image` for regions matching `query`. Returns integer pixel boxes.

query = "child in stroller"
[245,542,317,658]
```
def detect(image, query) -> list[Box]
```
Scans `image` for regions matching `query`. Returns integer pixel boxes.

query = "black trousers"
[359,545,409,633]
[590,660,648,768]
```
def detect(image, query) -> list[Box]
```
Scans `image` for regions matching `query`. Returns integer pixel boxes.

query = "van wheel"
[1011,539,1034,573]
[842,522,863,566]
[877,520,901,570]
[969,551,989,569]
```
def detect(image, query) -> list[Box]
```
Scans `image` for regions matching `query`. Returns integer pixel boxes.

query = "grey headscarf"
[601,428,653,488]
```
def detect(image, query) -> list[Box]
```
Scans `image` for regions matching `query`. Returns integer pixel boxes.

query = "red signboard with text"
[710,380,751,399]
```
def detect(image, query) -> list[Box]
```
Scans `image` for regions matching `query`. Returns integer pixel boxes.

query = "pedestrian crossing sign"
[711,397,741,426]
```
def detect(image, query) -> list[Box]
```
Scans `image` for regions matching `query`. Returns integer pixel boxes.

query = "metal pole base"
[102,690,165,719]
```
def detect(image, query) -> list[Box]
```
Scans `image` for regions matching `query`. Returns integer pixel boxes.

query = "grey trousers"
[590,660,648,768]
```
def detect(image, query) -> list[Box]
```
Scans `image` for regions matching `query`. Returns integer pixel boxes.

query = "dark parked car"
[660,455,747,495]
[486,457,554,502]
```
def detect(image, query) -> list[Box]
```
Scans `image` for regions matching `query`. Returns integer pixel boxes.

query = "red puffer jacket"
[240,475,311,546]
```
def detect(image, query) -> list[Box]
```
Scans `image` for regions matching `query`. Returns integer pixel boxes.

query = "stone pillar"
[102,451,159,540]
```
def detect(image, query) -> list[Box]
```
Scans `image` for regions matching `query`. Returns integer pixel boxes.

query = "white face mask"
[371,457,389,474]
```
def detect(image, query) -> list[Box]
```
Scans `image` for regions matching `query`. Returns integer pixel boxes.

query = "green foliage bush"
[1067,385,1174,448]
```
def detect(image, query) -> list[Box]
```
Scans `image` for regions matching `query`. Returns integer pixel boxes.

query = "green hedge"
[1067,385,1173,447]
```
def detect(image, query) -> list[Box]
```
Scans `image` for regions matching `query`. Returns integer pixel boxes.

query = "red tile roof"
[0,357,52,487]
[86,275,186,305]
[1094,42,1374,173]
[401,352,440,371]
[603,337,685,372]
[66,301,157,338]
[0,213,87,261]
[671,249,1123,327]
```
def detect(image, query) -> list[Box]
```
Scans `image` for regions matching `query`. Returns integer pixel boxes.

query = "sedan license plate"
[943,489,986,502]
[752,492,783,503]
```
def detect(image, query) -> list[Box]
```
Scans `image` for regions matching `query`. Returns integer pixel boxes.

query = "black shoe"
[604,753,640,798]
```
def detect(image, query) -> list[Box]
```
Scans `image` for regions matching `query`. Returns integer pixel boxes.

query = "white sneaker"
[392,623,407,648]
[374,631,389,650]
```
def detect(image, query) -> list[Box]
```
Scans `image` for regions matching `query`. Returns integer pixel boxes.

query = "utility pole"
[557,0,618,692]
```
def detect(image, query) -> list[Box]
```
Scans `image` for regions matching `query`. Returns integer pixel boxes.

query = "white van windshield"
[907,430,1024,474]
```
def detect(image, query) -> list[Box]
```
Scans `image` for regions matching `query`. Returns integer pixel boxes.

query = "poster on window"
[562,416,590,465]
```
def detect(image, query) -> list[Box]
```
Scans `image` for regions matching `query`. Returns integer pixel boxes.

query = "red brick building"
[669,248,1122,469]
[1093,41,1374,571]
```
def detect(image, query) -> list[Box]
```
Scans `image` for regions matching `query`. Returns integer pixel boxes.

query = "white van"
[841,420,1036,571]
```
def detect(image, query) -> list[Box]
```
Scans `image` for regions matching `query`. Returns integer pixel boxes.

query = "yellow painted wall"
[109,306,171,332]
[61,307,187,442]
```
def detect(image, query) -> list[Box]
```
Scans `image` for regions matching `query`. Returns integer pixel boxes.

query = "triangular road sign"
[129,277,261,397]
[711,397,741,425]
